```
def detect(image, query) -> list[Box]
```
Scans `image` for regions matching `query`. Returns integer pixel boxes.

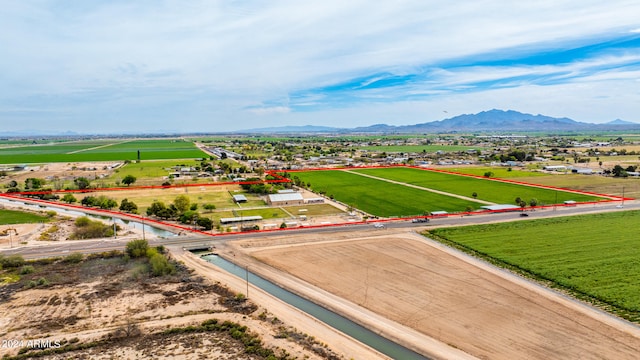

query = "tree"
[472,192,478,199]
[612,165,627,177]
[122,175,137,186]
[95,195,118,209]
[147,200,167,216]
[529,198,538,207]
[119,198,138,213]
[81,196,98,207]
[178,210,197,224]
[25,178,44,189]
[196,217,213,230]
[203,203,216,212]
[519,200,527,210]
[74,177,91,190]
[173,195,190,214]
[62,193,77,204]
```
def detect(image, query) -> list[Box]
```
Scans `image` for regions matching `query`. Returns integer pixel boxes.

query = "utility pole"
[8,229,14,248]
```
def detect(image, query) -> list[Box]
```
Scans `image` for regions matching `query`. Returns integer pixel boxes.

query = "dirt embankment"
[0,252,343,360]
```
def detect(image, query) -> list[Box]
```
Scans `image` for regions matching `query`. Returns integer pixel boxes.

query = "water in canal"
[0,197,176,237]
[201,254,428,360]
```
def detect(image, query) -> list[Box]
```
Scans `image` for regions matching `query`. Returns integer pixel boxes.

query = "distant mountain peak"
[234,109,640,134]
[606,119,635,125]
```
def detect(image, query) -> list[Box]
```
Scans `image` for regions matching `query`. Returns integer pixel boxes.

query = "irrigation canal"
[201,253,429,360]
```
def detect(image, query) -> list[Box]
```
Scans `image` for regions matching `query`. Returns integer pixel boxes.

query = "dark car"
[411,218,430,223]
[520,213,529,217]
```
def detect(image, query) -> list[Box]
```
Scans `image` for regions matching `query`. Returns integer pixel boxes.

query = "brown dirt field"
[172,248,389,360]
[238,230,640,360]
[1,162,120,187]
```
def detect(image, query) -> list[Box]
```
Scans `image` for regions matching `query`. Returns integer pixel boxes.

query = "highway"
[1,200,635,260]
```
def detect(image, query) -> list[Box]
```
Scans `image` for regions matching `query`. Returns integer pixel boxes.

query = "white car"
[373,223,385,228]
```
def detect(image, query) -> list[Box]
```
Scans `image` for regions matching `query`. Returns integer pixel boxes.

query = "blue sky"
[1,1,640,134]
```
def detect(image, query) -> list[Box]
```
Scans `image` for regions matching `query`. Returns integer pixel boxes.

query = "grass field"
[352,167,604,205]
[282,204,344,216]
[290,170,482,217]
[78,186,241,214]
[0,209,50,225]
[445,166,547,178]
[428,211,640,322]
[109,159,201,184]
[0,139,207,164]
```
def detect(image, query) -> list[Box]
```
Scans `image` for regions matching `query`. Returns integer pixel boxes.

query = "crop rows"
[0,140,207,164]
[429,211,640,322]
[290,170,481,217]
[352,167,603,204]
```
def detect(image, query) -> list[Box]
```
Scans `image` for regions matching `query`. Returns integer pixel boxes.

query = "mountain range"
[240,109,640,134]
[2,110,638,137]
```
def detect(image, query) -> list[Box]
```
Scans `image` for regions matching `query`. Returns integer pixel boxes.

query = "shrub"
[149,254,175,276]
[64,253,84,264]
[37,277,49,286]
[126,239,149,258]
[75,216,91,227]
[0,254,25,268]
[19,265,35,274]
[70,219,115,239]
[145,247,159,258]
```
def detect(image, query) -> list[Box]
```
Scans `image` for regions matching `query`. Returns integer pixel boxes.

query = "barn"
[267,193,304,206]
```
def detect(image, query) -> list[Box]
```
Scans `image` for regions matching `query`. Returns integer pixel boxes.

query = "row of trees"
[4,175,137,194]
[514,197,539,208]
[145,195,214,230]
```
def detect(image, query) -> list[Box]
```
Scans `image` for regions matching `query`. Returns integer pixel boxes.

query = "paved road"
[1,200,635,260]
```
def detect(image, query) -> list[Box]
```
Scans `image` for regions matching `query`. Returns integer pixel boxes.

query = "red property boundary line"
[0,165,631,239]
[277,164,631,201]
[0,192,370,238]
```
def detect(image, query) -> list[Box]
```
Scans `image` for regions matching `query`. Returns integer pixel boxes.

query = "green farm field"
[0,139,207,164]
[445,166,547,178]
[428,211,640,322]
[352,167,606,205]
[289,170,482,217]
[0,209,50,225]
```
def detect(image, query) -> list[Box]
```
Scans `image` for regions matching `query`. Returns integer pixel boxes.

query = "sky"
[1,1,640,134]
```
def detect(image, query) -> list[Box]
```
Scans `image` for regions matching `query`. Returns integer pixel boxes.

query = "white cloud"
[1,1,639,132]
[246,106,291,115]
